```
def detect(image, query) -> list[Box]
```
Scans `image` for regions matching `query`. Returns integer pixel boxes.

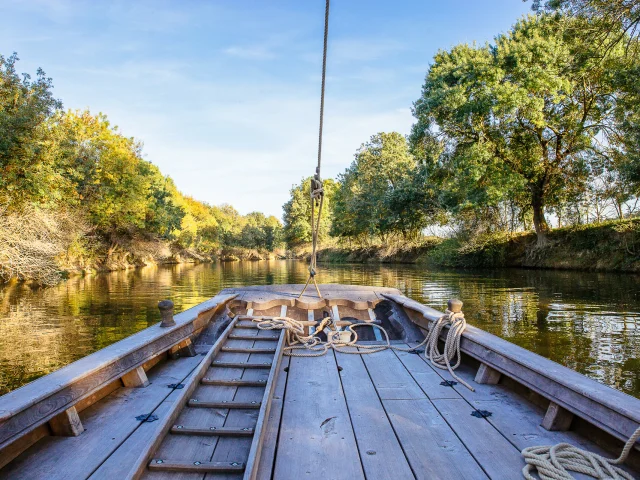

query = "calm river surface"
[0,260,638,398]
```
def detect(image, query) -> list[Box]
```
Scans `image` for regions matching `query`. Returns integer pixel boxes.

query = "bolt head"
[176,425,183,429]
[156,460,163,464]
[210,426,216,430]
[194,461,201,466]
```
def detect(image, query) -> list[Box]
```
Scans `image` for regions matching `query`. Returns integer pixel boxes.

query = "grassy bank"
[313,218,640,273]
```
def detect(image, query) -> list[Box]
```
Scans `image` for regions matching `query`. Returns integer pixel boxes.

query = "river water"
[0,260,638,398]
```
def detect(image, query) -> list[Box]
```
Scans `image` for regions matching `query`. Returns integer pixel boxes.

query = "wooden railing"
[383,293,640,450]
[0,293,236,462]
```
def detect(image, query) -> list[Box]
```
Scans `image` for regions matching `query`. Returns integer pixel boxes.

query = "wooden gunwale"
[383,293,640,448]
[0,293,236,454]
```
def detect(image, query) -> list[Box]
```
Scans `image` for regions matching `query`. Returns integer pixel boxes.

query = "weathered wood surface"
[143,322,249,480]
[122,366,151,388]
[221,284,401,312]
[255,356,289,480]
[402,342,633,479]
[3,284,639,480]
[335,348,414,480]
[384,399,489,479]
[384,293,640,446]
[475,363,501,385]
[47,406,83,437]
[244,331,286,480]
[273,346,364,479]
[126,317,240,480]
[359,346,488,479]
[0,293,236,454]
[542,401,574,431]
[1,353,204,480]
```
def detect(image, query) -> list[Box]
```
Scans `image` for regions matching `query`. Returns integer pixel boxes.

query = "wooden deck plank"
[359,349,425,400]
[273,350,365,480]
[384,399,489,479]
[355,347,489,479]
[89,393,179,479]
[255,356,290,480]
[0,354,203,480]
[432,398,525,479]
[335,349,414,480]
[393,349,461,400]
[427,358,628,461]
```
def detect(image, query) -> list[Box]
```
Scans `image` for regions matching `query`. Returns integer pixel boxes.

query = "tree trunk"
[531,190,550,245]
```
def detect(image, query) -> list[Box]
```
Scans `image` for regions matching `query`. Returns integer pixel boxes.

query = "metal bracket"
[440,380,458,387]
[136,413,159,422]
[471,409,493,418]
[168,383,184,389]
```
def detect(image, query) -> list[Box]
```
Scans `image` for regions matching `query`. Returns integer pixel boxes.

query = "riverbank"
[313,218,640,273]
[59,241,284,278]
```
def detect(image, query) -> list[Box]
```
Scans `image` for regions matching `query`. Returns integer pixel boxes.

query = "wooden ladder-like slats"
[228,334,278,341]
[149,460,245,473]
[201,378,267,386]
[211,361,272,369]
[171,426,255,436]
[222,347,276,353]
[235,322,260,329]
[143,316,286,479]
[188,400,262,409]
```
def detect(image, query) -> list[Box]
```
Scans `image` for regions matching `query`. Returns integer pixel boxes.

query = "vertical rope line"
[317,0,330,178]
[299,0,330,299]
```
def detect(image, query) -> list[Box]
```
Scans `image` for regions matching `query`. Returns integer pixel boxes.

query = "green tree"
[532,0,640,56]
[0,53,64,208]
[410,15,631,243]
[55,111,157,241]
[143,166,184,240]
[332,132,435,242]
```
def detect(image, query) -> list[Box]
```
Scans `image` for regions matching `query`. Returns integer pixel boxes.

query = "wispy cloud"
[331,38,407,63]
[223,45,277,60]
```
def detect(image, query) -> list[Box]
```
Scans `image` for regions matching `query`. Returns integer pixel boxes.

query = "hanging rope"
[299,0,330,299]
[521,426,640,480]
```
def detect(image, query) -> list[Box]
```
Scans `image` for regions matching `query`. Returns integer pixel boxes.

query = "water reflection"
[0,261,638,398]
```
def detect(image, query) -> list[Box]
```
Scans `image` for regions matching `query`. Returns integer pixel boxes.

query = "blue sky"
[2,0,531,218]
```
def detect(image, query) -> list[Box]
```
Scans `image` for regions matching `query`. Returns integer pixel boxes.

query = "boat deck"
[1,284,638,479]
[259,344,620,480]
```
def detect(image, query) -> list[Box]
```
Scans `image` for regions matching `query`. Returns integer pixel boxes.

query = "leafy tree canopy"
[410,14,635,242]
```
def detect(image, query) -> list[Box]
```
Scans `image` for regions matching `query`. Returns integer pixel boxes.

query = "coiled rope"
[423,309,474,391]
[521,426,640,480]
[249,308,474,390]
